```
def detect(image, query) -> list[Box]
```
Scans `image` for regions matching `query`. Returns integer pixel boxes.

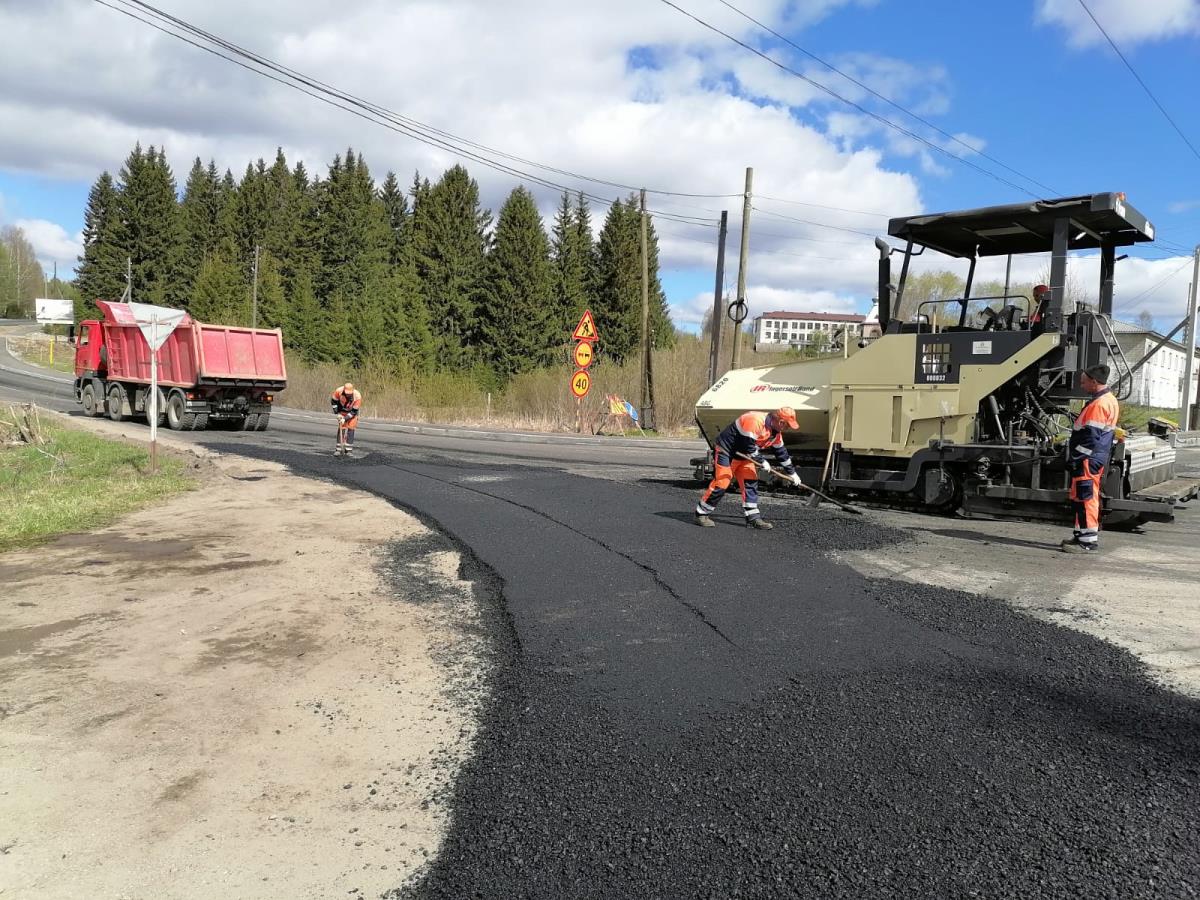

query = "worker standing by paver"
[695,407,801,530]
[1062,364,1120,553]
[330,382,362,457]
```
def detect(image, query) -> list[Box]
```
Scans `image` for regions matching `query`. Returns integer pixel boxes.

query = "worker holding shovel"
[694,407,801,530]
[330,382,362,457]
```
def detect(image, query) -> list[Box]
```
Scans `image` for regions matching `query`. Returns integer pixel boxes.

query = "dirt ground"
[0,420,488,899]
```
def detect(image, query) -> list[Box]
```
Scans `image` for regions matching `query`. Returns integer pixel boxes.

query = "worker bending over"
[331,382,362,456]
[695,407,801,530]
[1062,364,1119,553]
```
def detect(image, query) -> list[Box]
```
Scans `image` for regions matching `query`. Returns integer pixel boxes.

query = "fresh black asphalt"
[4,353,1198,896]
[202,441,1200,899]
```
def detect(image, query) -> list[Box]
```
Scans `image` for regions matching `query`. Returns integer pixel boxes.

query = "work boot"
[694,513,715,527]
[1060,538,1096,553]
[748,517,774,530]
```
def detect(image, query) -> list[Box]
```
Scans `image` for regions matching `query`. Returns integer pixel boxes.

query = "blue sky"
[1,0,1197,327]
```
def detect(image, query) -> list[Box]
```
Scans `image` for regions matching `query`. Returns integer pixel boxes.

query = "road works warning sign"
[572,310,599,342]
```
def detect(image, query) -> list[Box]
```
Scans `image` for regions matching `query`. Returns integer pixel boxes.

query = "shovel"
[735,452,862,515]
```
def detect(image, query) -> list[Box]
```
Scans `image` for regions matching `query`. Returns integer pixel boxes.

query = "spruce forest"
[74,144,677,388]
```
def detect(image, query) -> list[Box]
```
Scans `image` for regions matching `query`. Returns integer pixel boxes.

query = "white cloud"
[14,218,84,278]
[1168,199,1200,214]
[1036,0,1200,47]
[0,0,930,307]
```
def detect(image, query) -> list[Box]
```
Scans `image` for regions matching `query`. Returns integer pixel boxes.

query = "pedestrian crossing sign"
[572,309,599,342]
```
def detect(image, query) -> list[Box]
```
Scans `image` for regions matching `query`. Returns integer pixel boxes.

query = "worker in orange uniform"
[695,407,801,530]
[330,382,362,456]
[1062,364,1120,553]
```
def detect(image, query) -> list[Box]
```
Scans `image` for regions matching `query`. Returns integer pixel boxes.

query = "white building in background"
[1112,320,1199,410]
[754,311,866,349]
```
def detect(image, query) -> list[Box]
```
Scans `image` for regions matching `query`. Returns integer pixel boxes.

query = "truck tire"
[192,412,209,431]
[166,393,187,431]
[239,413,259,432]
[255,414,270,431]
[80,382,101,417]
[105,384,126,422]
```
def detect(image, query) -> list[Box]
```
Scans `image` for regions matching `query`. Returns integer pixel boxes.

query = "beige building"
[753,311,866,350]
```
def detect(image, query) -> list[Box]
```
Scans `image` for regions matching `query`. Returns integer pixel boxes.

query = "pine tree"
[76,171,126,317]
[644,215,676,348]
[179,158,228,300]
[410,164,491,369]
[594,198,642,362]
[480,186,555,377]
[574,192,599,312]
[288,268,325,361]
[112,144,186,307]
[189,249,247,324]
[551,191,586,337]
[254,249,287,332]
[378,171,409,267]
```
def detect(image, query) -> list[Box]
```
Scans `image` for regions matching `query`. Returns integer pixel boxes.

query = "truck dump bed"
[95,300,287,388]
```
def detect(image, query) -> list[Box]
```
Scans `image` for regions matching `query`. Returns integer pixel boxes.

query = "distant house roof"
[757,311,866,323]
[1111,319,1199,356]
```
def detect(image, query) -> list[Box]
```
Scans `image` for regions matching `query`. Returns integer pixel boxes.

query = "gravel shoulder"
[0,419,488,899]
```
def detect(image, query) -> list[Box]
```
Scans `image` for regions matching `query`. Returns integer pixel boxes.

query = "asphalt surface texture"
[5,347,1200,897]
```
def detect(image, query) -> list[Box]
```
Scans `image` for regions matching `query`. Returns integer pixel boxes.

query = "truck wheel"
[80,382,101,417]
[192,413,209,431]
[239,413,259,432]
[105,384,126,422]
[256,414,270,431]
[166,393,187,431]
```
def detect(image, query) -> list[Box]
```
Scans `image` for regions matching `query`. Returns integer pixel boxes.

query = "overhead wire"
[107,0,746,203]
[714,0,1060,197]
[1076,0,1200,165]
[657,0,1044,198]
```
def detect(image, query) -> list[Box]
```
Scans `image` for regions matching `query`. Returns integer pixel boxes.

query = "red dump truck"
[73,300,287,431]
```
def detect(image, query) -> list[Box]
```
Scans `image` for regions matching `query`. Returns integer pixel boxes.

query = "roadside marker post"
[130,304,187,474]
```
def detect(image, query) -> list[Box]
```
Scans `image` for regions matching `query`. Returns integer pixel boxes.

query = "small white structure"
[753,310,866,348]
[1112,320,1200,409]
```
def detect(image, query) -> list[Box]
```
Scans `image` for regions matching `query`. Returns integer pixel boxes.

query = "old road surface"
[4,344,1199,898]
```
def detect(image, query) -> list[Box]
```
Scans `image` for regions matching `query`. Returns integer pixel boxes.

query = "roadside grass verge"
[0,410,194,550]
[1119,404,1181,431]
[5,335,77,375]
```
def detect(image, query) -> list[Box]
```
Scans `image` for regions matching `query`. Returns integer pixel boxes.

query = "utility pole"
[123,257,132,303]
[1180,244,1200,430]
[708,211,729,385]
[730,166,753,370]
[250,244,260,328]
[639,188,655,430]
[1003,254,1012,298]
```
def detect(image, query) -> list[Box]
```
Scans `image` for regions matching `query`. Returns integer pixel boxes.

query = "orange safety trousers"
[696,451,763,520]
[1069,459,1103,545]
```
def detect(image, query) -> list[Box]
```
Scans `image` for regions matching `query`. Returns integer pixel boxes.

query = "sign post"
[129,303,187,475]
[570,310,599,433]
[35,298,75,369]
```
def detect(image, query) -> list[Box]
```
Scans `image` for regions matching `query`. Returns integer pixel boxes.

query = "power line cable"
[1076,0,1200,164]
[110,0,746,202]
[715,0,1060,196]
[657,0,1043,198]
[754,194,889,217]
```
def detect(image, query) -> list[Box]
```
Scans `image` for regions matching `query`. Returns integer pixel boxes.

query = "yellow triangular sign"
[572,309,599,342]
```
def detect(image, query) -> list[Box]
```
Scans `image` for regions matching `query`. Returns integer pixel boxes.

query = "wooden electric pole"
[709,211,729,385]
[639,188,655,430]
[730,167,753,370]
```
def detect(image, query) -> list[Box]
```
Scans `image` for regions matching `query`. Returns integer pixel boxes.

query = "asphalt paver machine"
[695,193,1199,526]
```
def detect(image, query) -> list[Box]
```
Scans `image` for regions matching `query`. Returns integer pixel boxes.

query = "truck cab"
[74,320,105,378]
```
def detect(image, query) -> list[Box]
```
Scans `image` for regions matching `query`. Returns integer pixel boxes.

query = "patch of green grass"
[6,336,76,374]
[0,412,194,550]
[1119,404,1179,431]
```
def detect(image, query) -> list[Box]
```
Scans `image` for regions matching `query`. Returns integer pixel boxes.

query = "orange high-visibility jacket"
[1068,389,1119,469]
[331,388,362,420]
[714,411,795,472]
